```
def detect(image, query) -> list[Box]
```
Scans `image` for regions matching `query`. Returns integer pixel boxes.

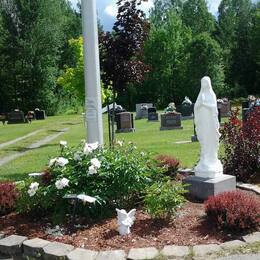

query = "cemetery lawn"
[0,113,225,181]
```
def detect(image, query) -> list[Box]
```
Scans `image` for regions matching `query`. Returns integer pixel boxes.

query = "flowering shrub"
[0,182,19,215]
[205,191,260,232]
[156,155,180,178]
[144,180,187,219]
[17,141,164,219]
[221,107,260,182]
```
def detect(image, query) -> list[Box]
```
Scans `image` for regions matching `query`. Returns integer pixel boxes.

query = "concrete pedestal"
[183,174,236,200]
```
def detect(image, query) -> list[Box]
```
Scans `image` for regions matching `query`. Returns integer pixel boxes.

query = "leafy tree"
[181,0,215,35]
[100,0,150,96]
[0,0,81,114]
[57,37,113,105]
[142,11,191,106]
[186,33,225,99]
[249,3,260,94]
[217,0,253,96]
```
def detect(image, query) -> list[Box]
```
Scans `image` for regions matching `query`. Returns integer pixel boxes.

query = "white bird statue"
[116,208,136,236]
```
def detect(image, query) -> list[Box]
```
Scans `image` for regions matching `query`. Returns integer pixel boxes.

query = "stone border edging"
[0,232,259,260]
[237,182,260,195]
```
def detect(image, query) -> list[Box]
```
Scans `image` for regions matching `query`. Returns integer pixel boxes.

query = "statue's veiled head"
[201,76,212,92]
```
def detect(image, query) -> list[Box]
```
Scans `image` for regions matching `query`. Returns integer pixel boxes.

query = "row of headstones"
[114,99,231,133]
[0,109,46,125]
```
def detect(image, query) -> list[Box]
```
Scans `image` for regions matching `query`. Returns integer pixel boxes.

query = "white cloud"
[104,4,117,17]
[207,0,221,16]
[141,0,154,14]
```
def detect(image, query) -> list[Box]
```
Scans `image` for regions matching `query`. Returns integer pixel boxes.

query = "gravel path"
[0,128,69,166]
[0,129,43,149]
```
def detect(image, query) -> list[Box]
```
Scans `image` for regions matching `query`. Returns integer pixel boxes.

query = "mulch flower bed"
[2,191,258,252]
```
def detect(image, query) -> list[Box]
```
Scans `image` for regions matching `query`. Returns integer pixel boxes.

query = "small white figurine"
[116,208,136,236]
[194,76,223,178]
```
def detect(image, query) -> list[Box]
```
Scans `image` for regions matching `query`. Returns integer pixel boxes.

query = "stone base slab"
[183,174,236,200]
[160,126,183,131]
[116,128,135,133]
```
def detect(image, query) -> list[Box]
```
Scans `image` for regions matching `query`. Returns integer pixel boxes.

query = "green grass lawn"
[0,113,223,181]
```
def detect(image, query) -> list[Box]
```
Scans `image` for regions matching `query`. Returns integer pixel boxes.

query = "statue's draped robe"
[194,77,223,178]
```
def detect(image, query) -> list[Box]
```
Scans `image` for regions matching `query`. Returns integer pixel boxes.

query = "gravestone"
[7,110,25,124]
[34,109,46,120]
[0,113,7,125]
[110,105,125,123]
[147,107,158,121]
[116,112,135,133]
[160,112,183,130]
[135,103,153,119]
[181,97,193,118]
[220,98,231,117]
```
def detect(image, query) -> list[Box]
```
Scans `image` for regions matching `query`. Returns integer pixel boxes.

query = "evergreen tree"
[217,0,253,96]
[186,33,225,99]
[142,11,191,106]
[0,0,81,114]
[181,0,215,35]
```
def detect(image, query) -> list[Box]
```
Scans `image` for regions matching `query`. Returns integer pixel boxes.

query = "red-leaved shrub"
[156,155,180,178]
[0,182,19,215]
[221,107,260,182]
[205,190,260,231]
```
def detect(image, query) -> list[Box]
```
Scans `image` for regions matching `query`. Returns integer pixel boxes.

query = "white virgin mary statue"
[194,76,223,178]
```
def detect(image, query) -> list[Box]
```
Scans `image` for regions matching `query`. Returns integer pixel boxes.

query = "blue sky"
[69,0,255,31]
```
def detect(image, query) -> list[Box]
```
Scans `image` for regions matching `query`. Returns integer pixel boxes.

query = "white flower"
[74,153,82,161]
[90,158,101,169]
[77,194,96,203]
[140,151,145,156]
[49,158,57,167]
[83,142,99,154]
[133,146,137,149]
[29,182,39,190]
[56,157,69,167]
[59,140,67,147]
[55,178,69,190]
[88,165,97,175]
[89,142,99,150]
[116,140,123,146]
[28,189,37,197]
[27,182,39,197]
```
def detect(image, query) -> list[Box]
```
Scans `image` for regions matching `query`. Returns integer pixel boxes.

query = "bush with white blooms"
[16,140,187,222]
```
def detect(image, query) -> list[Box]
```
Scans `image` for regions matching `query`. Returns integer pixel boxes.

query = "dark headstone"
[148,107,158,121]
[160,113,183,130]
[34,109,46,120]
[116,112,134,133]
[181,97,193,117]
[0,113,7,125]
[7,110,25,124]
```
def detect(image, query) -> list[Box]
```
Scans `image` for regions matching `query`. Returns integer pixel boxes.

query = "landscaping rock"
[66,248,98,260]
[243,232,260,243]
[95,250,126,260]
[220,240,246,250]
[193,244,221,257]
[217,253,260,260]
[0,235,27,256]
[23,238,50,258]
[127,247,159,260]
[43,242,74,260]
[161,245,190,258]
[0,234,5,240]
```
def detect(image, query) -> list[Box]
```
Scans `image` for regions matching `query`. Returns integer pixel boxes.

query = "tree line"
[0,0,259,114]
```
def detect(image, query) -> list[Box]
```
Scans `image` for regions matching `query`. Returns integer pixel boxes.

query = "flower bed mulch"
[0,191,259,252]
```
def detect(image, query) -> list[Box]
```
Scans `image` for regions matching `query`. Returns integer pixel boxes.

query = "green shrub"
[16,141,162,220]
[144,180,187,219]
